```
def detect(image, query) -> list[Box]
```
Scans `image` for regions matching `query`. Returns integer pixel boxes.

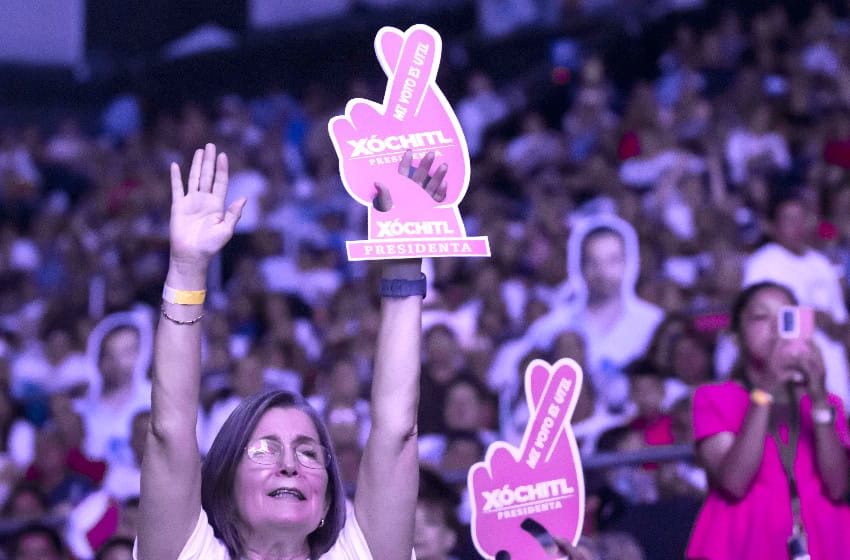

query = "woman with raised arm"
[137,143,447,560]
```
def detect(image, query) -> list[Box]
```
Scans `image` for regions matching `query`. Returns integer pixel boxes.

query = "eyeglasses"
[245,438,330,469]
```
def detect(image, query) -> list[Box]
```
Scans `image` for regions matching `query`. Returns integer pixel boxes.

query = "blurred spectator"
[6,522,67,560]
[94,537,134,560]
[78,311,153,468]
[625,359,675,451]
[414,467,463,560]
[0,386,35,507]
[456,71,509,159]
[419,373,498,468]
[101,409,148,502]
[24,425,95,512]
[418,324,467,436]
[742,188,850,407]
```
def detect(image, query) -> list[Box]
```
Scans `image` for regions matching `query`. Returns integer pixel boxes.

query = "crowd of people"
[2,1,850,558]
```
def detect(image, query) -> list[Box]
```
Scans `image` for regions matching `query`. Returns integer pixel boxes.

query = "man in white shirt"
[742,190,850,408]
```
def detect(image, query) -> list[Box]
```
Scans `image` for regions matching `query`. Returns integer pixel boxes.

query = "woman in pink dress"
[687,281,850,559]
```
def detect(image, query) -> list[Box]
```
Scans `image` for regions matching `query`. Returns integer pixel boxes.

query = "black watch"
[379,273,427,298]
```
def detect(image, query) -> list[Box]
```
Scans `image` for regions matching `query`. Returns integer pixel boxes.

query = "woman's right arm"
[696,396,771,500]
[138,144,245,560]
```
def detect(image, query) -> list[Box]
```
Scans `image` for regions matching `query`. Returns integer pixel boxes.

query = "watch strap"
[380,273,426,298]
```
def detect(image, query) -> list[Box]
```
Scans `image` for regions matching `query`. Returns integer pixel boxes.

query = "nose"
[277,445,300,475]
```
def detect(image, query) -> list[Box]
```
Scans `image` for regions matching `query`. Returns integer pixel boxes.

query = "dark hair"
[9,521,64,556]
[94,536,134,560]
[765,178,804,222]
[730,281,797,334]
[201,390,346,559]
[2,481,48,517]
[728,281,797,381]
[596,426,634,453]
[623,357,666,380]
[418,466,462,536]
[580,226,623,264]
[444,372,491,403]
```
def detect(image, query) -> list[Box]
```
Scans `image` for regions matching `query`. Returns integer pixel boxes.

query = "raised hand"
[468,359,584,560]
[169,143,245,266]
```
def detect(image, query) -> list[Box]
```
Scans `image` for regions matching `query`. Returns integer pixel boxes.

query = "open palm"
[169,144,245,263]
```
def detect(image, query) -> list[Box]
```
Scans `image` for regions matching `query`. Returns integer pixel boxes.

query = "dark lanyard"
[770,401,803,536]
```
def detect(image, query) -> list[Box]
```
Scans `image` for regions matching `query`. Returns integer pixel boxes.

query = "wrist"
[750,388,775,407]
[167,258,209,290]
[811,402,836,425]
[380,258,422,281]
[380,273,426,298]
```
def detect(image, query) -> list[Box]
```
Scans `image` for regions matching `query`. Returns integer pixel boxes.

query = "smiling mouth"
[268,488,306,500]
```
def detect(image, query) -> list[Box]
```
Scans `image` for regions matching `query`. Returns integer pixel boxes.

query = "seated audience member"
[7,522,66,560]
[419,373,498,468]
[24,425,95,512]
[656,396,706,500]
[596,426,658,505]
[0,387,35,506]
[94,537,134,560]
[307,357,371,449]
[419,323,468,436]
[625,359,674,449]
[2,481,49,521]
[414,467,462,560]
[197,349,266,454]
[102,409,148,501]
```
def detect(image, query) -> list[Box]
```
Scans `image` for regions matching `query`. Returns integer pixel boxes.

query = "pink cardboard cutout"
[328,24,490,261]
[468,358,585,560]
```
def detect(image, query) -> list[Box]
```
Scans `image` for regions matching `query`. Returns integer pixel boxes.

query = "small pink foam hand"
[468,359,585,560]
[328,24,469,237]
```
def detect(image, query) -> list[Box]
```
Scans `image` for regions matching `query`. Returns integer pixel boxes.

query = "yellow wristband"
[750,388,774,406]
[162,285,206,305]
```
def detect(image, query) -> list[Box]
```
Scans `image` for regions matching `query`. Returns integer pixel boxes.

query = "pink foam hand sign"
[328,24,490,261]
[468,359,585,560]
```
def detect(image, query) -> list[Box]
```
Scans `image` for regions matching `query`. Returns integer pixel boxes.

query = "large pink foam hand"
[468,359,585,560]
[328,25,469,223]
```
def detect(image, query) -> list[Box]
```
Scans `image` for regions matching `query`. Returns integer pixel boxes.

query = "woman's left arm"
[355,152,447,560]
[800,347,849,501]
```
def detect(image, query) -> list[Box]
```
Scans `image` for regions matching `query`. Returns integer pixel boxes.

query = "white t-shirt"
[743,242,850,407]
[135,506,379,560]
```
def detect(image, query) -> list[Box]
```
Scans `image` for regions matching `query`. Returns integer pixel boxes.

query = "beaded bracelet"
[160,304,204,325]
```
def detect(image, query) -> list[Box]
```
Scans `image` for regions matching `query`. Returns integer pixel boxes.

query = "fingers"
[212,152,229,198]
[187,149,203,192]
[411,151,434,185]
[396,149,449,203]
[372,182,393,212]
[170,162,184,201]
[398,149,413,179]
[199,143,217,193]
[222,197,246,230]
[426,163,448,202]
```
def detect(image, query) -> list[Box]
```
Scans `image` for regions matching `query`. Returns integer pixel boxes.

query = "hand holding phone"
[777,306,815,383]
